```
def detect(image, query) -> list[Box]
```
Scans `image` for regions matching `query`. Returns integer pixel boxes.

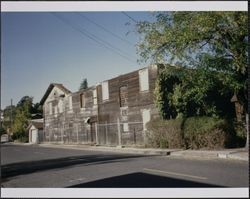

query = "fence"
[45,120,145,147]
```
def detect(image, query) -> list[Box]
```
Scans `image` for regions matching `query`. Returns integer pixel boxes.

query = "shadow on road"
[1,154,146,179]
[68,172,224,188]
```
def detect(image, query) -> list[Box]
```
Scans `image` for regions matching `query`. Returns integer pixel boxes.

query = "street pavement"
[1,143,249,188]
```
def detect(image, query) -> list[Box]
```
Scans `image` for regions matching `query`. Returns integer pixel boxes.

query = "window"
[69,96,73,110]
[102,81,109,101]
[93,89,97,105]
[58,99,63,113]
[49,103,52,115]
[139,68,149,91]
[123,123,129,132]
[119,86,128,107]
[54,106,58,115]
[80,93,85,108]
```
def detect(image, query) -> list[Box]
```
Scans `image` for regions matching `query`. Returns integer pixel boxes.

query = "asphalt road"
[1,143,249,188]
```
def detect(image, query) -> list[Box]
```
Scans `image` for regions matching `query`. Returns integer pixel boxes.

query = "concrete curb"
[9,142,249,161]
[38,143,181,156]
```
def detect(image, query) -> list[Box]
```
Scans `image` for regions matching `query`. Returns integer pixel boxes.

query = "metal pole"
[105,121,108,145]
[77,124,79,144]
[95,122,99,145]
[117,118,121,146]
[134,128,136,145]
[61,124,64,144]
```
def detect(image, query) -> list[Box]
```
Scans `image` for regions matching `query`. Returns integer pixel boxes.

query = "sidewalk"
[37,143,249,162]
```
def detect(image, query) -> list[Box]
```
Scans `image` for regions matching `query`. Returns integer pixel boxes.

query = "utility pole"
[10,99,13,133]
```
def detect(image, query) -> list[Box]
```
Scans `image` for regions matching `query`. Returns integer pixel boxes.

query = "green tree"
[137,12,247,74]
[137,12,247,102]
[2,105,16,132]
[155,64,235,119]
[32,102,43,114]
[12,96,33,141]
[137,11,248,147]
[79,78,88,91]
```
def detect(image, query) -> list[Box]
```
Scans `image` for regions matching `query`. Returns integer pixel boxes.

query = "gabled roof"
[27,120,44,130]
[40,83,71,105]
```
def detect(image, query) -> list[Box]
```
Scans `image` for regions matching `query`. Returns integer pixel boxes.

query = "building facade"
[40,65,159,146]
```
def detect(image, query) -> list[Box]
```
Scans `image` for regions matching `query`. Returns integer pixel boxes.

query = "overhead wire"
[77,13,134,46]
[51,13,137,64]
[122,12,138,23]
[72,13,136,60]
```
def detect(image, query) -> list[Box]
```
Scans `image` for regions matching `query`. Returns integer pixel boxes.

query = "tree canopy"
[2,96,43,141]
[79,78,88,91]
[136,12,248,116]
[137,12,247,74]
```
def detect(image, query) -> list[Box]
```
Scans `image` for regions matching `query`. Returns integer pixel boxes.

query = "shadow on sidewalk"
[1,154,146,180]
[68,172,224,188]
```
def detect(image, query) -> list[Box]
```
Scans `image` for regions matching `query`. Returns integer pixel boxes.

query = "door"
[31,129,38,143]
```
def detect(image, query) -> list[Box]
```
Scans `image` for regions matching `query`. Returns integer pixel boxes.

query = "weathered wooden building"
[40,65,159,146]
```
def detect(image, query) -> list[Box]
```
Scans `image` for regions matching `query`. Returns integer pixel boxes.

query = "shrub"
[183,117,234,149]
[234,121,246,147]
[146,118,184,148]
[11,131,28,143]
[146,116,236,149]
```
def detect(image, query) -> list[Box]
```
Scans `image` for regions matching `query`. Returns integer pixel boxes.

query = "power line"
[72,13,136,60]
[122,12,137,23]
[77,13,134,47]
[51,13,136,64]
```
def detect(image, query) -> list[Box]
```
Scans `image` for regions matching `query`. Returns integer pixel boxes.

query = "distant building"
[27,119,44,144]
[40,65,159,146]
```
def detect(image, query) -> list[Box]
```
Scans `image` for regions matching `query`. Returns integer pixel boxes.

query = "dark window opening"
[80,93,85,108]
[119,86,128,107]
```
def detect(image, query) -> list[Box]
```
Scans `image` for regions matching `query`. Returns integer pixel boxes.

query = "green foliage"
[32,102,43,114]
[79,78,88,91]
[2,96,42,142]
[233,121,247,147]
[183,117,234,149]
[137,12,248,119]
[146,117,237,149]
[137,12,247,74]
[0,127,6,136]
[11,131,27,142]
[154,65,235,119]
[146,118,184,148]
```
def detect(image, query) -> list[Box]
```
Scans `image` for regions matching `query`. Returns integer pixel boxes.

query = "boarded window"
[93,89,97,105]
[54,106,58,115]
[119,86,128,107]
[142,109,150,130]
[102,81,109,101]
[139,68,149,91]
[80,93,85,108]
[123,123,129,132]
[49,103,52,115]
[58,99,63,113]
[69,96,73,110]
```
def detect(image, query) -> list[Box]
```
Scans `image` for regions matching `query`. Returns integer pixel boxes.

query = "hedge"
[145,118,184,148]
[146,116,236,149]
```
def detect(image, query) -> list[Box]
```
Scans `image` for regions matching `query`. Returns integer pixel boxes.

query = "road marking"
[14,149,21,152]
[69,177,86,183]
[143,168,207,180]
